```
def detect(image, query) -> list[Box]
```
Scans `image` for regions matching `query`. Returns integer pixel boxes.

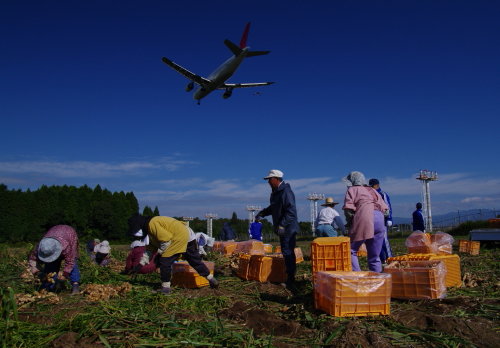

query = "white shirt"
[316,207,340,226]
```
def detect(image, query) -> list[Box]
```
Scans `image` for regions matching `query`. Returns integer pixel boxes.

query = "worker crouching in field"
[127,214,219,294]
[28,224,81,294]
[123,233,157,274]
[93,240,111,266]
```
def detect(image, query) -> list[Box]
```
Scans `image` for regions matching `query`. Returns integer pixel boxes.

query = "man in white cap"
[256,169,300,292]
[315,197,346,237]
[28,225,81,294]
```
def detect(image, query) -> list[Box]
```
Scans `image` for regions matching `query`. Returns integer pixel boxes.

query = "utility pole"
[205,213,217,238]
[182,216,194,227]
[307,193,324,237]
[416,170,438,232]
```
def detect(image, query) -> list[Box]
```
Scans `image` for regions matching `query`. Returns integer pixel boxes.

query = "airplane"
[161,23,274,104]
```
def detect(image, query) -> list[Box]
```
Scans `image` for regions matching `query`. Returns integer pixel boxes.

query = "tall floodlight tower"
[182,216,194,227]
[416,170,438,232]
[246,205,262,225]
[307,193,325,237]
[205,213,218,238]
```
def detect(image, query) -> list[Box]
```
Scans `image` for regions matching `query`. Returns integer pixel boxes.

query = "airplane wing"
[161,57,211,87]
[219,82,275,89]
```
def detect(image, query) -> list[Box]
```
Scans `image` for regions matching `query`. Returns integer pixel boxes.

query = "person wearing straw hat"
[315,197,346,237]
[94,240,111,266]
[255,169,300,292]
[28,225,81,294]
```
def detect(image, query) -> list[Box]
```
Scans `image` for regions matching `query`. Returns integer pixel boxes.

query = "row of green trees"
[0,184,140,243]
[0,184,313,244]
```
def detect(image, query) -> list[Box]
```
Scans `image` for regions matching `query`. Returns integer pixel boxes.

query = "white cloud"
[0,156,195,178]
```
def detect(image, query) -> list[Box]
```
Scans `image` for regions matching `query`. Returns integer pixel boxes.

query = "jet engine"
[185,81,194,92]
[222,87,233,99]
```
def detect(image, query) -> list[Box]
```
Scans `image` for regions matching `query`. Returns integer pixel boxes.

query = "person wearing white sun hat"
[28,225,81,294]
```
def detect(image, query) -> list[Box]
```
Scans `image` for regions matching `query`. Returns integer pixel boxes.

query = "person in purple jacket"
[28,225,81,294]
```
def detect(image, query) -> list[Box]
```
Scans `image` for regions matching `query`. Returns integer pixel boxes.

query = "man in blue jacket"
[256,169,300,292]
[412,202,426,231]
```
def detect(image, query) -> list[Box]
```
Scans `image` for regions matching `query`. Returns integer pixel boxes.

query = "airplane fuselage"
[193,48,248,100]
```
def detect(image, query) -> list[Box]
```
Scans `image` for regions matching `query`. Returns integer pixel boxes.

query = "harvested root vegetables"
[15,290,61,306]
[83,282,132,301]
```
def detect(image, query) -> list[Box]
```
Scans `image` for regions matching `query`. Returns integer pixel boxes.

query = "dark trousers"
[279,232,297,283]
[159,240,210,283]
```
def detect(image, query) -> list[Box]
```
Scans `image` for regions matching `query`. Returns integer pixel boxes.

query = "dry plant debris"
[15,289,61,306]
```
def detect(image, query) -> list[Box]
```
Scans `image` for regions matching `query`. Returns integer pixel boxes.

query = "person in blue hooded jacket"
[369,178,393,263]
[220,222,236,241]
[256,169,300,291]
[412,202,426,231]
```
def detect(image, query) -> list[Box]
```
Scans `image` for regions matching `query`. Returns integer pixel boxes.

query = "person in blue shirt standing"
[412,202,426,231]
[249,216,263,241]
[256,169,299,292]
[369,179,393,264]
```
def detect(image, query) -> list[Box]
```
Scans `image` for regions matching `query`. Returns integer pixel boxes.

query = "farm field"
[1,237,499,348]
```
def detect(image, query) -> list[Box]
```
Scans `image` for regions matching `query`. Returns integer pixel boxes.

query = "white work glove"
[157,241,171,254]
[139,251,151,266]
[386,220,393,227]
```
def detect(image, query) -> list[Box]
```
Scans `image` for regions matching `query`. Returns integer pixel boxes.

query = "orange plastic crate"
[384,260,446,299]
[387,254,461,287]
[275,245,281,253]
[172,261,214,274]
[314,271,391,317]
[171,261,214,288]
[263,244,273,253]
[458,240,480,255]
[235,240,265,255]
[311,237,352,283]
[237,254,252,280]
[223,242,238,255]
[248,255,273,282]
[267,255,287,283]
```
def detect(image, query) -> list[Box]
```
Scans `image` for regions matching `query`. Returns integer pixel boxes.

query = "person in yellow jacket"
[127,214,219,294]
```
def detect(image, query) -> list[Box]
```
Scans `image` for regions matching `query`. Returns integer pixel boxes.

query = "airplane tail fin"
[239,22,251,48]
[224,22,270,57]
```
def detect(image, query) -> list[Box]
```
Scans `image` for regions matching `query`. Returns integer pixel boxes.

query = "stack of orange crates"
[458,240,480,255]
[263,244,273,253]
[387,254,461,287]
[236,254,287,283]
[171,261,214,288]
[314,271,391,317]
[237,254,252,280]
[384,260,446,299]
[235,240,265,255]
[311,237,352,283]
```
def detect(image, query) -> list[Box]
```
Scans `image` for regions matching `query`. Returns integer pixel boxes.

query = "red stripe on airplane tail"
[239,22,251,48]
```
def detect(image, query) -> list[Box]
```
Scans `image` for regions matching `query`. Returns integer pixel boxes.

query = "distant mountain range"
[393,209,498,226]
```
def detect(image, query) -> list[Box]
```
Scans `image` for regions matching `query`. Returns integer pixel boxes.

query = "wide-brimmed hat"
[321,197,339,206]
[38,237,62,263]
[95,240,110,254]
[263,169,284,180]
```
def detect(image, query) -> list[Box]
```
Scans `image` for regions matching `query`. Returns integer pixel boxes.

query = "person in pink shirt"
[28,224,81,294]
[342,171,389,272]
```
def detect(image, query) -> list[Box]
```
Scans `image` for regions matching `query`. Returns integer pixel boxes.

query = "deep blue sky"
[1,1,499,222]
